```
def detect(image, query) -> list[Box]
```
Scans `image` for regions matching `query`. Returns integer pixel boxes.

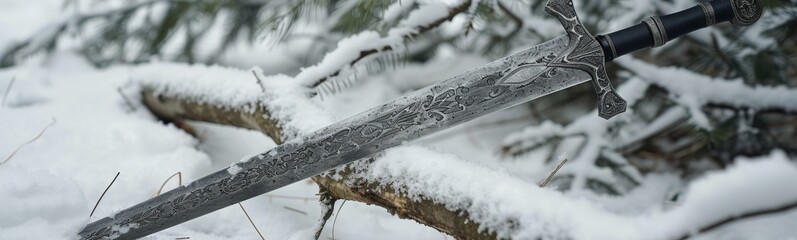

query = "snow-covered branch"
[617,57,797,113]
[132,62,797,239]
[0,0,172,67]
[132,62,494,239]
[502,54,797,193]
[301,0,473,90]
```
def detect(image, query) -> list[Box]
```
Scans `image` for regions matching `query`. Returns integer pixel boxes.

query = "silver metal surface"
[699,2,716,26]
[730,0,763,26]
[604,33,618,61]
[643,16,669,48]
[78,0,625,238]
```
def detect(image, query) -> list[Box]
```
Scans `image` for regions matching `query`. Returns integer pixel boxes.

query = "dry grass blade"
[90,172,120,217]
[539,155,567,188]
[266,194,318,201]
[154,172,182,196]
[239,203,266,240]
[1,118,56,166]
[332,200,347,240]
[283,206,307,215]
[2,76,14,107]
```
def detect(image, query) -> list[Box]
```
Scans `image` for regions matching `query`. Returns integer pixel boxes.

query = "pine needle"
[117,87,137,111]
[1,118,56,166]
[90,172,120,217]
[239,203,266,240]
[2,76,14,107]
[266,194,317,202]
[282,206,307,215]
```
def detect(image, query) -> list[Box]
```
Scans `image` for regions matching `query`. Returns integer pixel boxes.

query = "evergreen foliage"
[1,0,795,194]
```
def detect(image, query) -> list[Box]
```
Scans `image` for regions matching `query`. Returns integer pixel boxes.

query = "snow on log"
[134,62,797,239]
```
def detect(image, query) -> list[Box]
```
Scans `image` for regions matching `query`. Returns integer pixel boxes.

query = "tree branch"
[307,0,472,88]
[679,201,797,240]
[139,87,496,240]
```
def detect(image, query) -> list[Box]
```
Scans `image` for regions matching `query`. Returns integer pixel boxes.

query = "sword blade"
[80,35,594,239]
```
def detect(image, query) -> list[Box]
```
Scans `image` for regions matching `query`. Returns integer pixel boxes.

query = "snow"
[645,151,797,239]
[132,63,266,110]
[131,63,334,137]
[295,0,467,87]
[2,49,796,240]
[1,1,796,240]
[353,147,797,239]
[617,57,797,117]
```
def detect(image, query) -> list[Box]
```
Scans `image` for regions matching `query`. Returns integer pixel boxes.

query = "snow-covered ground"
[2,1,797,240]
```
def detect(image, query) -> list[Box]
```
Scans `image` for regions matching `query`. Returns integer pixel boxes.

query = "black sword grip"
[596,0,763,62]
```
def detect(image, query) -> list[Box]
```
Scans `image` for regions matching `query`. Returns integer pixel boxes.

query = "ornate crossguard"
[544,0,762,119]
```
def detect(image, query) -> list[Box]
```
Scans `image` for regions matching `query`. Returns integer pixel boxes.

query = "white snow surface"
[2,1,797,240]
[617,57,797,113]
[357,147,797,239]
[2,52,797,240]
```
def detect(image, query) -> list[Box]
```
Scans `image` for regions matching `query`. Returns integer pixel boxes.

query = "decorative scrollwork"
[81,1,628,238]
[544,0,626,119]
[730,0,763,26]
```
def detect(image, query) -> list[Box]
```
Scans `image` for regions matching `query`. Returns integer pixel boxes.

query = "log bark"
[141,89,496,240]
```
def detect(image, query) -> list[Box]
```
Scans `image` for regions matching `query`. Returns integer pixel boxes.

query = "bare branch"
[313,190,337,240]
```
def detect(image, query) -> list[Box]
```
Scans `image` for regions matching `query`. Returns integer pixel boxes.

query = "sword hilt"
[596,0,764,62]
[545,0,628,119]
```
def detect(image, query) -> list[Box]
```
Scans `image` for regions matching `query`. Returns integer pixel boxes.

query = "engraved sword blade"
[79,35,598,239]
[80,1,628,237]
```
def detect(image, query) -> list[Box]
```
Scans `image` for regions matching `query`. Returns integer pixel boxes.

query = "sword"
[79,0,763,238]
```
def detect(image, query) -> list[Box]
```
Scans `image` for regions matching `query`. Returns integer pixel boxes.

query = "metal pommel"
[730,0,763,26]
[545,0,627,119]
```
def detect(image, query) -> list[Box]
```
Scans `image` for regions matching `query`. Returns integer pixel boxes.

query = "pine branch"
[0,0,173,67]
[305,0,473,89]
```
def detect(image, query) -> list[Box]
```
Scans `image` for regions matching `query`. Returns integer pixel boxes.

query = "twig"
[313,191,337,240]
[252,70,267,93]
[710,33,736,75]
[239,203,266,240]
[117,87,137,111]
[539,155,567,187]
[497,1,523,35]
[1,118,56,166]
[175,237,190,240]
[283,206,307,215]
[678,201,797,240]
[332,200,348,240]
[90,172,120,217]
[2,76,15,107]
[153,172,182,196]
